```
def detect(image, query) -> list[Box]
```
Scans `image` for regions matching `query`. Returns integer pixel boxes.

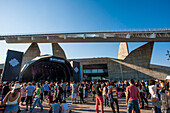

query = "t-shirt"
[103,87,107,96]
[85,84,88,91]
[36,88,41,96]
[95,84,102,96]
[126,85,139,101]
[118,83,123,88]
[60,83,66,91]
[72,84,78,93]
[40,86,44,93]
[148,85,158,99]
[2,86,10,95]
[44,84,50,91]
[79,87,83,94]
[112,87,118,98]
[57,86,63,96]
[51,103,60,113]
[21,87,26,97]
[67,85,70,90]
[26,85,35,96]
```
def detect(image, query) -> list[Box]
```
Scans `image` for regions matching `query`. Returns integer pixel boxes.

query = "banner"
[1,50,23,81]
[72,61,80,82]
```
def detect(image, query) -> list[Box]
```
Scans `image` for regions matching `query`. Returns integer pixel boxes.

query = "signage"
[1,50,23,81]
[49,58,65,63]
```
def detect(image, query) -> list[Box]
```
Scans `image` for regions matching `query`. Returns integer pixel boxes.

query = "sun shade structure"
[1,30,170,43]
[20,55,73,82]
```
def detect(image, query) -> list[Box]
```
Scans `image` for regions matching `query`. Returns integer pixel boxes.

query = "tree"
[166,50,170,60]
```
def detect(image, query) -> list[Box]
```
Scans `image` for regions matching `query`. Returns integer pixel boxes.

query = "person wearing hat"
[3,81,21,113]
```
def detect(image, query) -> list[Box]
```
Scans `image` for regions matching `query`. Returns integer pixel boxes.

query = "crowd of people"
[0,77,169,113]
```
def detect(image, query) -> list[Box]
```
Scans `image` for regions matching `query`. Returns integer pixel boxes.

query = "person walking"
[109,82,119,113]
[78,83,84,104]
[28,83,43,113]
[44,81,50,102]
[1,82,10,104]
[126,79,141,113]
[148,80,161,113]
[55,82,62,103]
[66,82,70,97]
[25,82,35,111]
[138,82,148,109]
[71,81,78,104]
[83,82,88,103]
[91,82,96,101]
[60,81,66,100]
[95,79,104,113]
[40,83,44,104]
[3,82,21,113]
[103,84,108,107]
[21,83,27,105]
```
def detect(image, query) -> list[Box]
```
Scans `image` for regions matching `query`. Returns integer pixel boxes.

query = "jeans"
[154,106,161,113]
[30,96,43,111]
[103,95,108,107]
[61,91,66,100]
[127,100,140,113]
[96,95,104,113]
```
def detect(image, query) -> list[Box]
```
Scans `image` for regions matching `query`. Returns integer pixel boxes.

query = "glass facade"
[83,69,107,74]
[83,64,108,81]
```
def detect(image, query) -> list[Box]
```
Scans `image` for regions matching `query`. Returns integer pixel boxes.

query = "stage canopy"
[20,55,73,82]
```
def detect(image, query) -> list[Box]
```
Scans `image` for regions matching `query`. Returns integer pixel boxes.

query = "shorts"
[4,104,19,113]
[21,97,25,102]
[44,91,49,96]
[26,96,33,105]
[40,93,43,100]
[72,93,77,98]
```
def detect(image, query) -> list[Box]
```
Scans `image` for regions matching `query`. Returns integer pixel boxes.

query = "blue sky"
[0,0,170,66]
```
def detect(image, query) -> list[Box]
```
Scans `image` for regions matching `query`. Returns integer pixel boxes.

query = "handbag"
[151,97,158,102]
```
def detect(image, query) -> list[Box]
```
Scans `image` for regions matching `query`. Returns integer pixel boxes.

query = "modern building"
[1,30,170,82]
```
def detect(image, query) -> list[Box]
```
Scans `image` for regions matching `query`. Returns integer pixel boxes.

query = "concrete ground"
[19,96,153,113]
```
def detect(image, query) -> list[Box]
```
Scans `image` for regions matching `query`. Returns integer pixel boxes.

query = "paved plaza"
[19,96,153,113]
